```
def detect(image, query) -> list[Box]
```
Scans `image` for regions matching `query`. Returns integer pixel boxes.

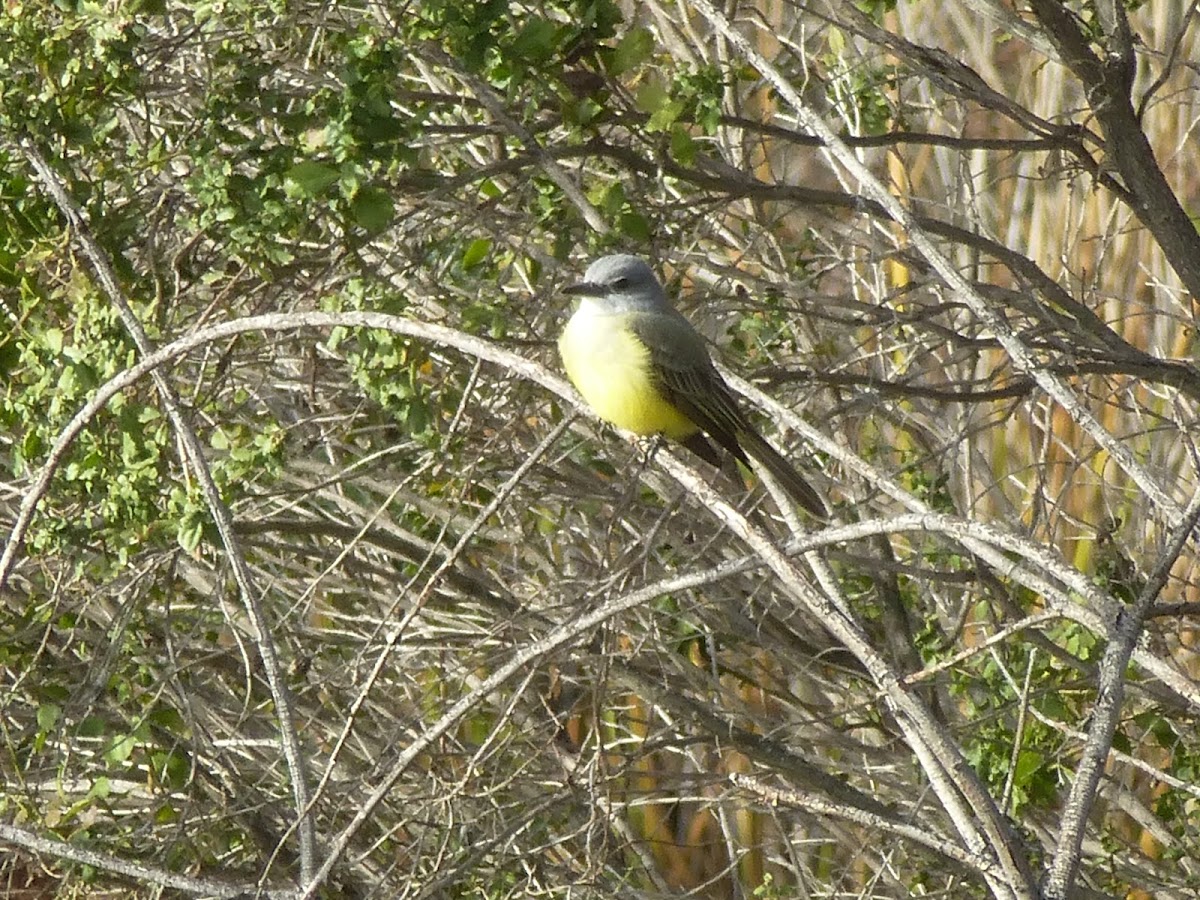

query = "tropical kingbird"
[559,254,827,518]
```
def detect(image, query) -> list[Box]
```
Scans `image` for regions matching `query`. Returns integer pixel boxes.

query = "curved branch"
[17,137,317,882]
[0,310,565,595]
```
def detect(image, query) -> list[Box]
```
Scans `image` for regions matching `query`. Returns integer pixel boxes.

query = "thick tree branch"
[1043,490,1200,900]
[0,823,284,899]
[1029,0,1200,301]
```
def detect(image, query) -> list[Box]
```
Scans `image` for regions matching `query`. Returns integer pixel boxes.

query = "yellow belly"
[559,310,697,440]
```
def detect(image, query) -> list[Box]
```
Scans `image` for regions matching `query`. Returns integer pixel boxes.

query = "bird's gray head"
[563,254,669,312]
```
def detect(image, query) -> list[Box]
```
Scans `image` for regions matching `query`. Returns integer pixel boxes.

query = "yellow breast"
[558,306,697,440]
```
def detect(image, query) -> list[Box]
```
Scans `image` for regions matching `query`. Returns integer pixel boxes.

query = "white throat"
[571,296,615,320]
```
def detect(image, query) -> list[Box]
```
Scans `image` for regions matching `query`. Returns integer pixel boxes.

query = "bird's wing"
[626,311,750,465]
[629,310,828,517]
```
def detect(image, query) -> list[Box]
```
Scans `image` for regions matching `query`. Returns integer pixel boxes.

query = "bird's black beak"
[562,281,604,297]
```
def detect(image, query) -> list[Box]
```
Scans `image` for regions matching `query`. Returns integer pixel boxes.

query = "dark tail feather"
[681,431,723,468]
[737,429,828,519]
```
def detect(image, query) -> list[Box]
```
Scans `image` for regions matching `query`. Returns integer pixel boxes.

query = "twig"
[9,304,1198,897]
[998,647,1037,815]
[16,137,317,883]
[731,368,1200,712]
[9,305,1194,715]
[1029,0,1200,303]
[300,414,577,859]
[729,772,1002,878]
[0,310,563,595]
[0,821,292,899]
[418,43,610,235]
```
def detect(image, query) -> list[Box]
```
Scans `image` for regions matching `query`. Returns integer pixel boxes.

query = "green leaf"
[43,327,65,354]
[827,26,846,57]
[148,705,187,734]
[105,733,137,765]
[177,512,205,555]
[670,126,696,166]
[461,238,492,269]
[351,187,394,233]
[511,18,560,64]
[635,76,669,117]
[152,749,191,788]
[608,26,654,76]
[284,160,340,198]
[618,211,650,241]
[1013,749,1045,785]
[88,776,111,800]
[590,180,626,214]
[648,98,685,132]
[37,703,61,731]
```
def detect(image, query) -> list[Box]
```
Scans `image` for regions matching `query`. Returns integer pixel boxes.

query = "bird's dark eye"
[611,277,629,289]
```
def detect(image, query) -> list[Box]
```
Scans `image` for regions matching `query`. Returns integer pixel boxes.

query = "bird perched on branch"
[559,254,826,518]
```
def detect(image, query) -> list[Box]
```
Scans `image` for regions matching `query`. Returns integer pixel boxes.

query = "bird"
[558,254,826,518]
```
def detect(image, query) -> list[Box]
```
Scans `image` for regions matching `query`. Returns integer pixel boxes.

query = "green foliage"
[607,26,654,76]
[953,643,1084,815]
[822,29,897,134]
[0,272,175,567]
[403,0,620,104]
[326,282,456,449]
[461,237,493,270]
[634,63,725,138]
[900,454,954,512]
[586,180,651,241]
[856,0,900,19]
[344,329,436,439]
[724,291,805,364]
[0,4,143,139]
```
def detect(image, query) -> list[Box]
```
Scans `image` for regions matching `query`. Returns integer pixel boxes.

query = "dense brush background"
[2,1,1200,898]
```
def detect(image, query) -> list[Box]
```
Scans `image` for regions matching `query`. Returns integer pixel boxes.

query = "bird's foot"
[631,434,666,467]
